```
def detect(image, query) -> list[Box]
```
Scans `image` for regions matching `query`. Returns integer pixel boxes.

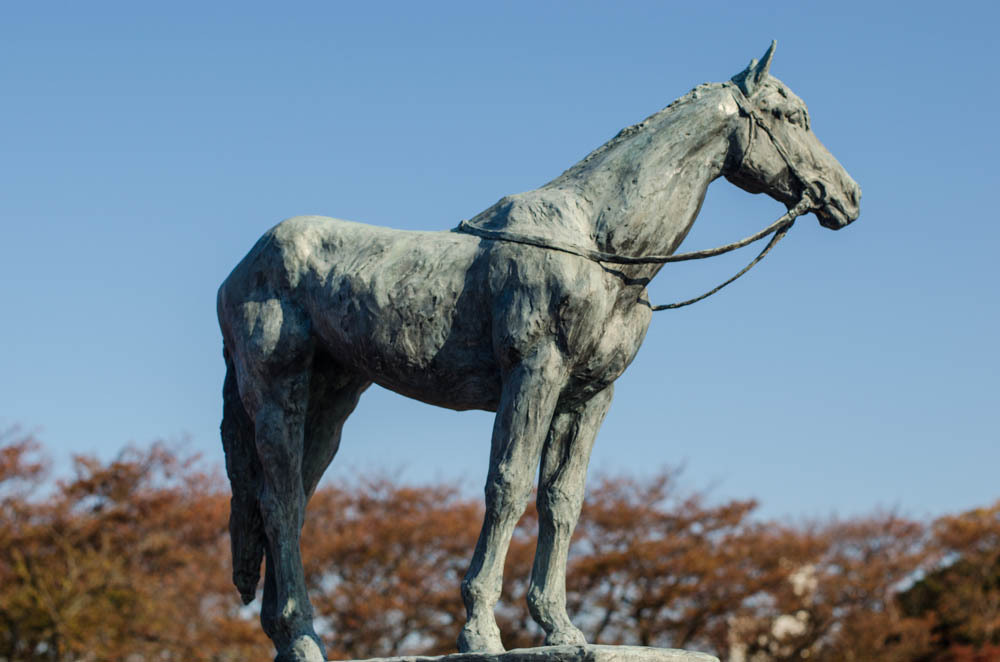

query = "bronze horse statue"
[218,43,860,662]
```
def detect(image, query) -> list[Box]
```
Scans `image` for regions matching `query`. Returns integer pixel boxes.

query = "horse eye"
[784,109,807,128]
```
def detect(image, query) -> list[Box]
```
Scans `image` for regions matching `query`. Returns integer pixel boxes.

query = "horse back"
[264,216,503,409]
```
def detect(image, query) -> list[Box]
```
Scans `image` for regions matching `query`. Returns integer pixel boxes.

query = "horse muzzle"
[812,179,861,230]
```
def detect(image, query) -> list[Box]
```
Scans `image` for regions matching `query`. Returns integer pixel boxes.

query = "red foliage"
[2,430,997,661]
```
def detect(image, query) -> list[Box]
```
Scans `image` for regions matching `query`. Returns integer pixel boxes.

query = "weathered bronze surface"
[218,42,860,662]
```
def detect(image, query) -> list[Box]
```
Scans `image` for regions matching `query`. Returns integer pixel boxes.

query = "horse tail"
[221,346,266,605]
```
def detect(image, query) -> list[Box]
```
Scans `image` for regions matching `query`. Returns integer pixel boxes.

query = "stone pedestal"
[334,645,718,662]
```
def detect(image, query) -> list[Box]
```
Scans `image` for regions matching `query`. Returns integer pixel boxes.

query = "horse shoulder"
[487,247,624,368]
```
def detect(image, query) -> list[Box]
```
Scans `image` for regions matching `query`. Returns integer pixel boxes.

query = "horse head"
[726,41,861,230]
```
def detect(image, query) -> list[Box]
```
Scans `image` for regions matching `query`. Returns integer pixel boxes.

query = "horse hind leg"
[254,371,328,662]
[261,354,367,660]
[222,347,362,608]
[231,299,326,662]
[528,385,613,646]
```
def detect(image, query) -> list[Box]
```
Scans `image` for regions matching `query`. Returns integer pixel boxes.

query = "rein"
[455,87,815,311]
[457,201,808,310]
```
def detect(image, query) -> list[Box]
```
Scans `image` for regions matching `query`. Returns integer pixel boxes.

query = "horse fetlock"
[545,624,587,647]
[527,586,566,622]
[274,633,325,662]
[268,603,321,660]
[528,588,585,647]
[458,617,505,654]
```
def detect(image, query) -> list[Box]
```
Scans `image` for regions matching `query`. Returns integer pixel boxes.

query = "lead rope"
[649,202,802,310]
[456,198,811,310]
[456,86,815,310]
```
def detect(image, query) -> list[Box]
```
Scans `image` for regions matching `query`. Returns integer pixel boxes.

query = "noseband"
[457,87,816,311]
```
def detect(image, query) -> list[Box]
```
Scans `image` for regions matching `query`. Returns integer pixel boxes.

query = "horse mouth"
[815,206,852,230]
[813,184,861,230]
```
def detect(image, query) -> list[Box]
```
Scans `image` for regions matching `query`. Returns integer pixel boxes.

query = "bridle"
[729,82,817,205]
[456,84,817,310]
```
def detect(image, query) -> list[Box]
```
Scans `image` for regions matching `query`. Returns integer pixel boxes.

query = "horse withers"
[217,42,860,662]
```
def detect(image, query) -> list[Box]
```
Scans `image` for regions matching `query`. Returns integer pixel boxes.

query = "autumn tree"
[4,430,999,662]
[565,473,777,651]
[724,514,935,662]
[899,501,1000,661]
[300,480,482,658]
[0,430,268,662]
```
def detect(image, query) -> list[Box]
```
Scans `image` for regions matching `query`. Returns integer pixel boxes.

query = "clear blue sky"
[2,1,996,519]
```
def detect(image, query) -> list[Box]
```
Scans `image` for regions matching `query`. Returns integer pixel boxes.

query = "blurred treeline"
[1,428,998,662]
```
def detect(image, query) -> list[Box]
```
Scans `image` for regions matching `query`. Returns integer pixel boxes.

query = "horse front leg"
[528,385,613,645]
[459,345,566,654]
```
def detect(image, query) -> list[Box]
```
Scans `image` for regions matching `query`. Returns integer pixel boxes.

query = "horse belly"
[292,218,502,411]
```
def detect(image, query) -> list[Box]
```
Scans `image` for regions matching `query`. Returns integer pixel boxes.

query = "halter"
[456,85,815,310]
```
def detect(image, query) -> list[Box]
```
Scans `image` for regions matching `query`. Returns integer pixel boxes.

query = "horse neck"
[547,84,740,281]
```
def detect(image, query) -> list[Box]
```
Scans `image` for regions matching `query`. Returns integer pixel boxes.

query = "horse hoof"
[545,626,587,647]
[458,622,505,654]
[274,634,326,662]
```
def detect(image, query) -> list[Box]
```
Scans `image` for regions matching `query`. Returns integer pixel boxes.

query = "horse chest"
[563,296,651,400]
[486,246,652,396]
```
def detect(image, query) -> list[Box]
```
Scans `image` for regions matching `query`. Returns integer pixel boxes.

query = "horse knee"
[485,474,532,520]
[538,486,582,533]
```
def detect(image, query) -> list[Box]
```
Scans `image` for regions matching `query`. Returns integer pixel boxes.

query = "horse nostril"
[810,181,827,204]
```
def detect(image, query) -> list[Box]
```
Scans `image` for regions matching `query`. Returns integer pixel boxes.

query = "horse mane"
[561,82,726,178]
[460,82,734,249]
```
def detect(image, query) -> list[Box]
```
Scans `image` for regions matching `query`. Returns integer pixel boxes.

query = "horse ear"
[732,40,777,97]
